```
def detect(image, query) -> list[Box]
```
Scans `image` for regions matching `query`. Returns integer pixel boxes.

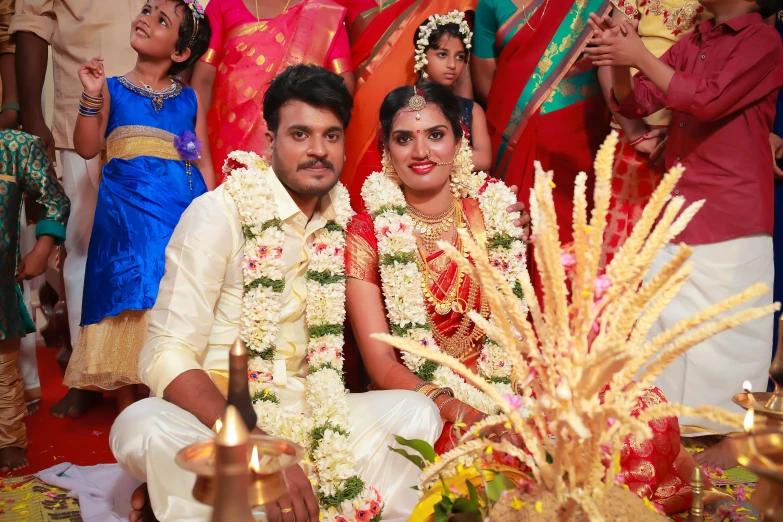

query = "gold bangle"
[416,383,438,397]
[414,381,431,392]
[438,397,458,412]
[428,387,454,401]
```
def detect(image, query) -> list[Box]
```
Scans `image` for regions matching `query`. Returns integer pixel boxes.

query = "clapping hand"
[583,13,645,68]
[78,57,106,96]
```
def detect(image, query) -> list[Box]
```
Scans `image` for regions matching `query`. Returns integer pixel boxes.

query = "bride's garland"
[361,139,528,414]
[223,151,382,522]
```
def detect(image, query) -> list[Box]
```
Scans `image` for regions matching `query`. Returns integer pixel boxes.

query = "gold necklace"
[416,202,465,315]
[254,0,293,27]
[407,200,457,252]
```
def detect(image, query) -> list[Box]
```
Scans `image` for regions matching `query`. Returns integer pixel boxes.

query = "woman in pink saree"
[191,0,355,184]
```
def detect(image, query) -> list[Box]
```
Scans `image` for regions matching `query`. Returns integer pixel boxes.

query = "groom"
[110,65,444,522]
[111,64,531,522]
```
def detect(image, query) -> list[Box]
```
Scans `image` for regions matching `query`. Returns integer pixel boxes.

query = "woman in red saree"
[191,0,354,184]
[338,0,476,211]
[345,84,727,517]
[472,0,611,246]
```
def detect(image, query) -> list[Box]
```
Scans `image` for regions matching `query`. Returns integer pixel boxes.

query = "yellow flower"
[455,422,467,428]
[512,497,525,510]
[535,500,543,514]
[434,456,441,462]
[548,180,556,188]
[504,421,512,429]
[486,445,493,454]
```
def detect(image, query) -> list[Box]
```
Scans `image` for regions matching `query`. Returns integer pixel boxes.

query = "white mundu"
[110,170,443,522]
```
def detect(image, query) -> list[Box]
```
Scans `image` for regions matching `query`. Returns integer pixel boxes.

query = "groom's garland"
[361,139,529,414]
[223,151,382,522]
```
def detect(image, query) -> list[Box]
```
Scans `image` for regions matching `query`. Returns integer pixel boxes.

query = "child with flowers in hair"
[53,0,214,416]
[413,11,492,172]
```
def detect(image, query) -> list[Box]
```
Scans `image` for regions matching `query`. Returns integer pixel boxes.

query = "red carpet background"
[16,345,116,476]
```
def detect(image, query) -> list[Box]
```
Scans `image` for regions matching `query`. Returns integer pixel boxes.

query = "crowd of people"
[0,0,782,520]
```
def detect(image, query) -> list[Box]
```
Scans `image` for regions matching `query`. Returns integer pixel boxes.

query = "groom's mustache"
[297,158,334,172]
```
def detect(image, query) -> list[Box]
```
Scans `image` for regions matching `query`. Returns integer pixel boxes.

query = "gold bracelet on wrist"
[438,397,458,412]
[416,383,438,398]
[428,387,454,401]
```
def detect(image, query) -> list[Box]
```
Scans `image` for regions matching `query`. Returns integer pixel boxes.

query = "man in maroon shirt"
[584,0,783,469]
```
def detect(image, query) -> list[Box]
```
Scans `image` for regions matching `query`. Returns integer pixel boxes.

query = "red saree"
[340,0,477,211]
[202,0,351,184]
[485,0,611,246]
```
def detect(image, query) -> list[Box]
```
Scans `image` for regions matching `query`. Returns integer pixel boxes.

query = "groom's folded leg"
[110,397,213,522]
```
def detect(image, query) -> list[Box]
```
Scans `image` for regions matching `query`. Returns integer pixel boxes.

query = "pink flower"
[274,246,283,258]
[370,501,381,514]
[561,252,576,270]
[614,473,626,485]
[314,243,328,254]
[600,444,612,456]
[735,483,748,502]
[606,417,617,428]
[504,394,523,410]
[356,509,372,520]
[594,275,611,299]
[258,246,269,258]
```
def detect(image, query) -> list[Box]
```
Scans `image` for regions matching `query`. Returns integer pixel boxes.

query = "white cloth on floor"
[59,150,101,347]
[111,392,442,522]
[645,234,774,434]
[36,461,141,522]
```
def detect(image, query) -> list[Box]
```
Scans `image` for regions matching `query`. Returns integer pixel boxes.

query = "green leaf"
[452,497,480,515]
[433,501,452,522]
[488,376,511,384]
[308,324,343,339]
[306,270,347,285]
[416,360,440,382]
[488,235,514,249]
[324,221,345,233]
[388,446,426,470]
[393,435,437,463]
[485,473,516,503]
[466,480,480,506]
[513,280,524,300]
[245,276,285,293]
[380,252,416,266]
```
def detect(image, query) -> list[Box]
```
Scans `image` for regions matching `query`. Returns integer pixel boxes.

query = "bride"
[346,83,528,451]
[345,84,724,515]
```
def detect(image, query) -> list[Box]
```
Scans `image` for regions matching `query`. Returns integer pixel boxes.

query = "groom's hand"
[508,185,531,242]
[265,465,320,522]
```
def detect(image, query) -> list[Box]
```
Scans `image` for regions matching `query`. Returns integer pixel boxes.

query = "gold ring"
[281,507,294,514]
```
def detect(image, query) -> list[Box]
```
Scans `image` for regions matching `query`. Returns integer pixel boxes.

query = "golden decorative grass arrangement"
[373,132,779,520]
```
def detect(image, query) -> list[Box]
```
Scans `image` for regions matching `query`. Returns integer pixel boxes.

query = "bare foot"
[694,436,741,471]
[116,385,139,413]
[129,483,158,522]
[0,447,30,473]
[26,400,40,416]
[50,388,102,418]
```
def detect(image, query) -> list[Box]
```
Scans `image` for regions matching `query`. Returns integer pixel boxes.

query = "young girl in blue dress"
[54,0,214,416]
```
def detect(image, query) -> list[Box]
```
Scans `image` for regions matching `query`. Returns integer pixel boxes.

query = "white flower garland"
[224,151,382,522]
[414,10,473,79]
[361,139,529,414]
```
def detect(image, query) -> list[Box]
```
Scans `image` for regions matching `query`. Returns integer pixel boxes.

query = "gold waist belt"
[106,125,181,162]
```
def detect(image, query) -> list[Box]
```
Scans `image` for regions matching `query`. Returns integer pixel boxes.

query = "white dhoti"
[59,150,101,347]
[645,234,774,433]
[111,390,443,522]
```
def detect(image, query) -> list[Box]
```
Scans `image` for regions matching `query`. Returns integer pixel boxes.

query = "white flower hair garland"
[223,151,382,522]
[361,139,529,414]
[414,10,473,79]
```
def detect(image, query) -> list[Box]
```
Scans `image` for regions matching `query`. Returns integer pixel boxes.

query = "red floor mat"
[15,346,116,476]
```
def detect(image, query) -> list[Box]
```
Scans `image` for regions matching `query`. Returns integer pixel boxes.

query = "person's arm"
[15,32,53,157]
[471,0,499,104]
[326,22,355,94]
[0,0,19,129]
[194,89,215,190]
[73,58,110,160]
[595,9,649,141]
[655,31,783,122]
[10,0,57,159]
[469,102,492,171]
[138,193,236,430]
[15,134,69,282]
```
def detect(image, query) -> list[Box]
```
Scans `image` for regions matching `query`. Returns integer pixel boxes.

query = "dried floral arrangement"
[375,132,779,521]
